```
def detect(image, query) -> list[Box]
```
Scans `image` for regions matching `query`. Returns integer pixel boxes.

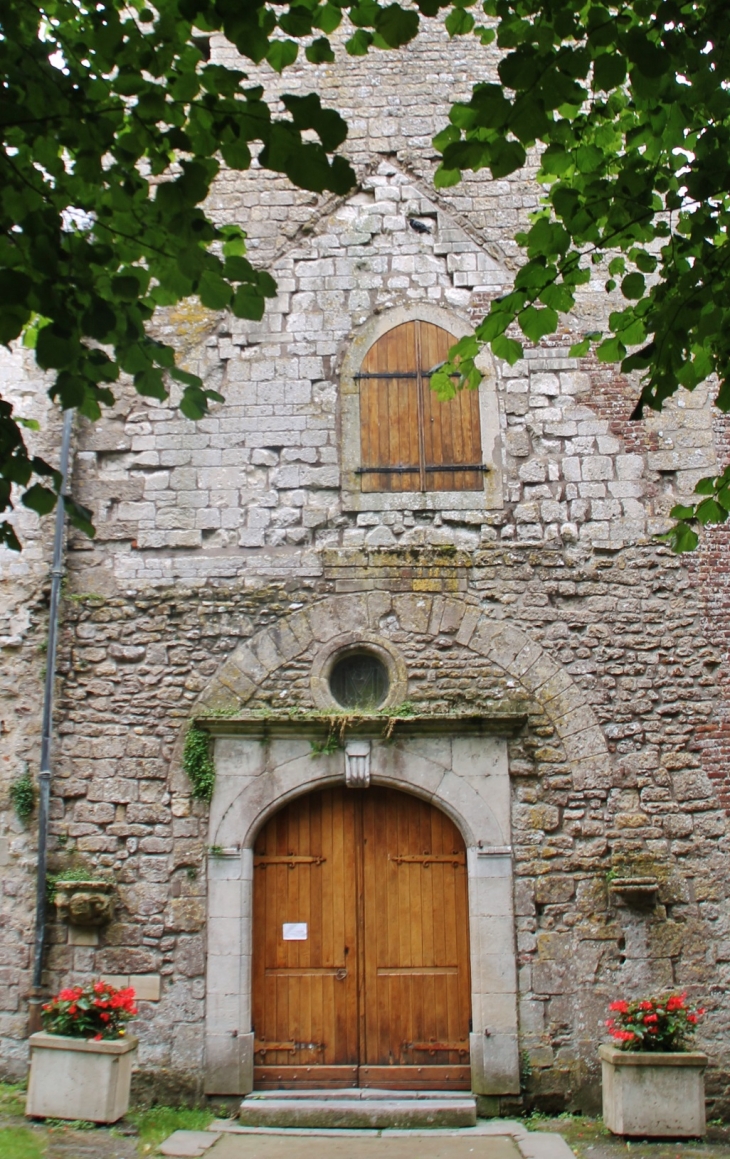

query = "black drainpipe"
[27,408,74,1032]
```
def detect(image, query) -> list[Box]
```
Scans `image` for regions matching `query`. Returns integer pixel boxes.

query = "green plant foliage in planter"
[9,772,35,822]
[46,867,114,905]
[183,725,215,801]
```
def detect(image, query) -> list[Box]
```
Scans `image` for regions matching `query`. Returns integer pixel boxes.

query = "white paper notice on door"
[282,922,308,941]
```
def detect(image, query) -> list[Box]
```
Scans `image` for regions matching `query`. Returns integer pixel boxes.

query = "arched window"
[357,320,483,493]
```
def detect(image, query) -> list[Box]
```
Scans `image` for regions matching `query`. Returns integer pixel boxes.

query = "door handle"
[335,968,348,981]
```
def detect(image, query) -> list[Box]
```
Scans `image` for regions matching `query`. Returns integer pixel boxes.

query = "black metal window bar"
[356,464,490,474]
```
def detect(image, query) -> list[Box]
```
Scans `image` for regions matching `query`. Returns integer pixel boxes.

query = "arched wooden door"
[252,786,471,1089]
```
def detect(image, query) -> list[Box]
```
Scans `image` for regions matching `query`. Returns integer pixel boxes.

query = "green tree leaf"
[445,8,474,36]
[519,305,558,343]
[267,39,299,73]
[621,273,646,300]
[492,335,523,364]
[306,37,335,63]
[375,5,419,47]
[21,484,58,516]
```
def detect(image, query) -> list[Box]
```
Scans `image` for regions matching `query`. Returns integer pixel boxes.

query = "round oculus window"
[329,651,389,711]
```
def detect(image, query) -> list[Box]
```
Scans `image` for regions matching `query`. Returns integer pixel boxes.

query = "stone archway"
[194,592,611,1098]
[203,721,516,1099]
[193,590,610,795]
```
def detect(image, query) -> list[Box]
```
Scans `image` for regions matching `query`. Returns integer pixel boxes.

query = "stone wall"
[1,12,730,1116]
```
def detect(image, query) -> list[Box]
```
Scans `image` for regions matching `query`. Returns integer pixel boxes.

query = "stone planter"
[599,1043,707,1138]
[26,1032,137,1123]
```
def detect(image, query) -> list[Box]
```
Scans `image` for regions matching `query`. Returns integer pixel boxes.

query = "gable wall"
[1,16,730,1115]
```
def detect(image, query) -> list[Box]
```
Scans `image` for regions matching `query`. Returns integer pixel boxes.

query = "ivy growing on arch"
[183,724,216,802]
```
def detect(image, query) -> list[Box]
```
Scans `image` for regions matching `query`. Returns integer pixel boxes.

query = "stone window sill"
[341,487,497,513]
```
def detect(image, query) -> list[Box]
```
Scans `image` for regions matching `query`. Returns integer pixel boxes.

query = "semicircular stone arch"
[211,739,507,853]
[193,589,611,799]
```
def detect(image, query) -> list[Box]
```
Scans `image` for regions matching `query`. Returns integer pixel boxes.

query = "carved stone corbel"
[344,740,371,789]
[54,880,115,927]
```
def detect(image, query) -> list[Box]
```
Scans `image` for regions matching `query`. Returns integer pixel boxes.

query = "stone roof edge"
[268,155,515,274]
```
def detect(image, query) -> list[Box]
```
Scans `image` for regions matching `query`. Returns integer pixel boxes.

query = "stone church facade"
[2,20,730,1115]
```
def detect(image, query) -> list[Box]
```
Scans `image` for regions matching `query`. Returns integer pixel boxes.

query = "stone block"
[535,876,575,905]
[158,1130,221,1157]
[68,927,99,946]
[470,1031,520,1095]
[130,973,161,1001]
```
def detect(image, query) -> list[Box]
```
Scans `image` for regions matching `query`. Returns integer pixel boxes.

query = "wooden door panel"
[359,319,483,493]
[361,789,471,1080]
[359,1065,471,1089]
[422,380,483,493]
[252,789,359,1076]
[253,785,471,1089]
[360,322,422,492]
[419,320,483,493]
[255,1066,359,1090]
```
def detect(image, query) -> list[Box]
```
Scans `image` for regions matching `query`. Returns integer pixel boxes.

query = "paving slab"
[158,1129,222,1157]
[203,1133,523,1159]
[168,1119,576,1159]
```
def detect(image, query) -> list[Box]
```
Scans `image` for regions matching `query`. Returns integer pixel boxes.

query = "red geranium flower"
[606,991,704,1053]
[41,979,138,1041]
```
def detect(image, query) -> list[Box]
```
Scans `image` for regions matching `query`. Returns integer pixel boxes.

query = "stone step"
[239,1091,477,1129]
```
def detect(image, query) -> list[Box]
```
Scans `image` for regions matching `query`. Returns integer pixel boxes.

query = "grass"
[0,1127,46,1159]
[0,1082,27,1118]
[1,1081,217,1158]
[125,1105,215,1155]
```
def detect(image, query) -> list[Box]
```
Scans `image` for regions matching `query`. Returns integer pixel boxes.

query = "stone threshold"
[238,1090,477,1129]
[245,1089,472,1099]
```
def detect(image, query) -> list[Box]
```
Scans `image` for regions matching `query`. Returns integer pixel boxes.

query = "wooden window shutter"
[359,320,483,492]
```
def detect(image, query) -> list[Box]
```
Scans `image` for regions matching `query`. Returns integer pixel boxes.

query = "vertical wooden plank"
[360,322,422,493]
[414,321,427,491]
[419,321,483,492]
[420,322,448,492]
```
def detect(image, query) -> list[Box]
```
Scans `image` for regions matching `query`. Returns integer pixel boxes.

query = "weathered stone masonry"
[1,15,730,1114]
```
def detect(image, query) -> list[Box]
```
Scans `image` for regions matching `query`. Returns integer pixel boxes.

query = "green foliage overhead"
[430,0,730,552]
[1,0,437,549]
[182,723,216,801]
[2,0,729,552]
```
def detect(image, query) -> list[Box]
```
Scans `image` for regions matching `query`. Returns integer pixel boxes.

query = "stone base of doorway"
[238,1089,476,1129]
[157,1117,574,1159]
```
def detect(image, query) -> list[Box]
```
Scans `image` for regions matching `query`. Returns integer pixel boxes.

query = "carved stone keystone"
[344,739,371,788]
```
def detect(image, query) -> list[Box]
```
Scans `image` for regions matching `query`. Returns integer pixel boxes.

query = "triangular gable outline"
[268,156,514,280]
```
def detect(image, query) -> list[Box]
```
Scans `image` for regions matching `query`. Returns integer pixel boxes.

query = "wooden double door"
[252,786,471,1089]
